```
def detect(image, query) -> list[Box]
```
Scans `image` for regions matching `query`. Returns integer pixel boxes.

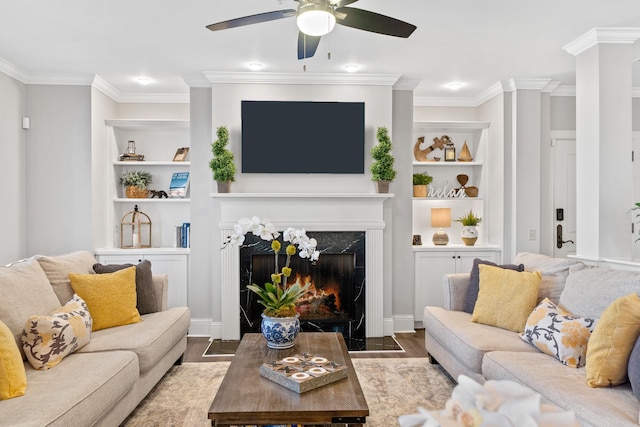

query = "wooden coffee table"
[208,332,369,426]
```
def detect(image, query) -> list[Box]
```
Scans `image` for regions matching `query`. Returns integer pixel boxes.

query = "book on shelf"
[175,223,190,248]
[168,172,189,198]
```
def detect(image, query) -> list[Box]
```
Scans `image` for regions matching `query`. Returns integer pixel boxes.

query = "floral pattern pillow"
[521,298,596,368]
[21,294,92,370]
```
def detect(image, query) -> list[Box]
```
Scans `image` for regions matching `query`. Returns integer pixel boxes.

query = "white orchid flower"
[260,222,279,241]
[227,232,245,246]
[310,250,320,262]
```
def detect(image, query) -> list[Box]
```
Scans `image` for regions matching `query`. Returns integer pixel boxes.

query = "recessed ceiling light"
[136,76,152,85]
[446,82,465,90]
[248,62,263,71]
[344,64,359,73]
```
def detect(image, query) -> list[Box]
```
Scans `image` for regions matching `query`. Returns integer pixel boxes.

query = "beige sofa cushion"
[77,306,190,374]
[0,351,138,427]
[559,266,640,319]
[513,252,584,303]
[483,351,639,427]
[0,259,61,354]
[36,251,98,305]
[424,306,537,374]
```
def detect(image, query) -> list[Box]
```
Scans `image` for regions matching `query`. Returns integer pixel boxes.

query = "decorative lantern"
[126,140,136,155]
[120,204,152,249]
[444,143,456,162]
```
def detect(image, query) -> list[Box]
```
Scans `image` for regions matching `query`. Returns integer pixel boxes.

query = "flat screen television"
[241,100,365,174]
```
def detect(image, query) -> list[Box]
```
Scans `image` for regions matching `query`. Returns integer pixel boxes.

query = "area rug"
[121,358,455,427]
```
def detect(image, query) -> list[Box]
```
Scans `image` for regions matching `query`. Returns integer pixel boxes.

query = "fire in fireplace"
[251,254,354,321]
[239,231,366,349]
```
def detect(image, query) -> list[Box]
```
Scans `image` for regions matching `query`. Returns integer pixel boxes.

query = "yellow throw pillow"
[0,319,27,399]
[471,264,541,333]
[586,293,640,387]
[69,266,140,331]
[21,294,92,370]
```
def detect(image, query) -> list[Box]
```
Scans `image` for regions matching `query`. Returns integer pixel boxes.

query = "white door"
[552,137,577,258]
[633,134,640,259]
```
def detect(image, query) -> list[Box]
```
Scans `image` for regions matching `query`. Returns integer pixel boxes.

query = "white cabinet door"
[144,254,188,308]
[95,253,188,309]
[414,251,457,320]
[414,249,500,321]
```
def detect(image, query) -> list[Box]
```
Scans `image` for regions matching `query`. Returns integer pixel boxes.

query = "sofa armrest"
[442,273,471,311]
[152,274,169,312]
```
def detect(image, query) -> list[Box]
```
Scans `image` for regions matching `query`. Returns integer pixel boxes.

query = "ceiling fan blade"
[335,0,359,6]
[206,9,296,31]
[335,7,417,38]
[297,32,321,59]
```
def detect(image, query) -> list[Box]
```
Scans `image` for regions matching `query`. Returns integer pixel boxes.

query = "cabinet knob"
[138,259,143,263]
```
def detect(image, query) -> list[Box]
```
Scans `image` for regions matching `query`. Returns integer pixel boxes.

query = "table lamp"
[431,208,451,246]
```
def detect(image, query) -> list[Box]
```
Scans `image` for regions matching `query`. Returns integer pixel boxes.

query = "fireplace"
[239,231,366,349]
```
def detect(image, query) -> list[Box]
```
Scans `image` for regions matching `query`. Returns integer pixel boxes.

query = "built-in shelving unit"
[94,119,191,309]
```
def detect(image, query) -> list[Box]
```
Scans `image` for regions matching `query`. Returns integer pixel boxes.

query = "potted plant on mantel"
[371,127,397,193]
[209,125,236,193]
[222,216,320,349]
[413,172,433,197]
[120,170,152,198]
[455,210,482,246]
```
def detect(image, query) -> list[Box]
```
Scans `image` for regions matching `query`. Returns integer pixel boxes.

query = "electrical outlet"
[528,229,536,241]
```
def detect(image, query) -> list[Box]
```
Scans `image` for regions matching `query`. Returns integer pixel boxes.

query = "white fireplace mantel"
[212,192,394,340]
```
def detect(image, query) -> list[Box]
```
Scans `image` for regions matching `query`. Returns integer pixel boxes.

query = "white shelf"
[114,198,190,203]
[95,247,191,255]
[412,244,500,252]
[413,197,484,201]
[413,161,483,167]
[114,161,190,166]
[105,119,189,129]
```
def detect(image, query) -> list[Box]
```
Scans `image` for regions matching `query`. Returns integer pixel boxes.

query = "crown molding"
[393,78,421,91]
[550,86,576,97]
[91,75,188,103]
[413,96,478,107]
[182,73,211,88]
[0,57,28,83]
[203,71,401,86]
[475,81,509,104]
[508,78,555,91]
[92,75,121,101]
[563,27,640,56]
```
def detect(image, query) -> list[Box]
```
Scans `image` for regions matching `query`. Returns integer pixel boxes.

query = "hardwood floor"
[183,329,428,363]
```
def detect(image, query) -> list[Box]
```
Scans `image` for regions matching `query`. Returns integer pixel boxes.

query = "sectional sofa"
[423,252,640,427]
[0,251,191,426]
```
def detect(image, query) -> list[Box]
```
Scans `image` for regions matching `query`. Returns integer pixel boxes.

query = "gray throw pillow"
[629,336,640,400]
[92,260,157,315]
[463,258,525,314]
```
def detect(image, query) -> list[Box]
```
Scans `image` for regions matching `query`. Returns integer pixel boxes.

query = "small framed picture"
[172,147,189,161]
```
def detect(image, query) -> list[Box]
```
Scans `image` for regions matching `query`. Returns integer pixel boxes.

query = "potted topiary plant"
[412,172,433,197]
[454,210,482,246]
[209,125,236,193]
[371,127,397,193]
[120,170,152,198]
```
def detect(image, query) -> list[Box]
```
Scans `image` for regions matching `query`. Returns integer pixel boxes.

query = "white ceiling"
[1,0,639,102]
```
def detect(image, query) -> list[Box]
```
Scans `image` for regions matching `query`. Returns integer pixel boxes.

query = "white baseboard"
[393,315,416,333]
[188,318,217,337]
[383,317,395,336]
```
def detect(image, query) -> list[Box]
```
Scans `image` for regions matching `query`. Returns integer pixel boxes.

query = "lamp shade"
[297,3,336,36]
[431,208,451,228]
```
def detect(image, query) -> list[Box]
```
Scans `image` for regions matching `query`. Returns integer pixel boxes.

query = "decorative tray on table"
[260,353,348,393]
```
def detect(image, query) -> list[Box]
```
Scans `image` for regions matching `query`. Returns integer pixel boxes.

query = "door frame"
[545,130,576,256]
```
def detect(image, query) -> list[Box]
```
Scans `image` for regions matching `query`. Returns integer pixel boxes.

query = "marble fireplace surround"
[212,193,393,340]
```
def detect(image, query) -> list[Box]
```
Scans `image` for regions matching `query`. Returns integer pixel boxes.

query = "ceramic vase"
[376,180,390,193]
[461,226,478,246]
[217,181,231,193]
[261,313,300,349]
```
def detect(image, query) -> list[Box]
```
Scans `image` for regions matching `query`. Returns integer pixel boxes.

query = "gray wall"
[25,85,93,256]
[0,73,26,264]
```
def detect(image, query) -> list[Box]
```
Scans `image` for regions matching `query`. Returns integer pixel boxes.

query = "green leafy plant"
[120,170,152,189]
[413,172,433,186]
[371,127,397,182]
[209,126,236,183]
[631,202,640,242]
[223,217,320,317]
[455,210,482,226]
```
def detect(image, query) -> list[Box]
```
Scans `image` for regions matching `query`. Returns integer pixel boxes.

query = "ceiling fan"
[206,0,417,60]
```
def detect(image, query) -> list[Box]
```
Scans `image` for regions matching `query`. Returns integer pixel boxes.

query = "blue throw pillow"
[463,258,525,314]
[628,336,640,399]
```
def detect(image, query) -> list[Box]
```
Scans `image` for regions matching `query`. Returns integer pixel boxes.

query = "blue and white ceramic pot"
[261,313,301,349]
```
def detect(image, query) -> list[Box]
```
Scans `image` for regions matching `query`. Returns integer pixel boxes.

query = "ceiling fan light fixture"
[297,3,336,36]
